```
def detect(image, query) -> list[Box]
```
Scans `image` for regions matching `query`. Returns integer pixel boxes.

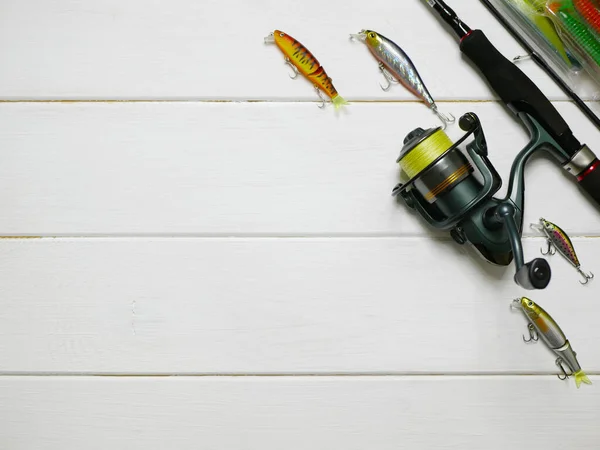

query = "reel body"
[393,112,557,290]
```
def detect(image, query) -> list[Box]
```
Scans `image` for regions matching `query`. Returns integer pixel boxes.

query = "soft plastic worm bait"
[265,30,348,109]
[509,0,573,66]
[548,0,600,66]
[573,0,600,35]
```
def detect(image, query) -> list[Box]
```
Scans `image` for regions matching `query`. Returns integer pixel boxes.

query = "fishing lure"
[512,297,592,388]
[350,30,454,128]
[508,0,574,66]
[548,1,600,66]
[264,30,347,109]
[573,0,600,36]
[531,217,594,284]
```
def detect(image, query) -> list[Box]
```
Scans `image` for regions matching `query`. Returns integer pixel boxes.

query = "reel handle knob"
[514,258,551,290]
[458,112,479,132]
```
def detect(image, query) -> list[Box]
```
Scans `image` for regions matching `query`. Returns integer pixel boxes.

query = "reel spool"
[393,112,552,290]
[397,126,482,217]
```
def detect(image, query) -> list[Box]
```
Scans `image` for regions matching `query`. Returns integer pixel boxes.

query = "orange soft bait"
[573,0,600,34]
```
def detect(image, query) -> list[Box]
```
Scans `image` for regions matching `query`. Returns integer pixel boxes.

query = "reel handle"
[515,258,552,291]
[493,203,551,290]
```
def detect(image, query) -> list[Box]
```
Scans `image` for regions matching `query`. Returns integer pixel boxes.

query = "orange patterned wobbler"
[265,30,347,109]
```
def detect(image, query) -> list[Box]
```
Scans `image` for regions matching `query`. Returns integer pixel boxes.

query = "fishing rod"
[392,0,600,290]
[479,0,600,131]
[423,0,599,199]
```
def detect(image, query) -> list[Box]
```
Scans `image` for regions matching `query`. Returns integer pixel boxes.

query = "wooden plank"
[0,101,598,236]
[2,376,599,450]
[0,237,598,374]
[0,0,577,100]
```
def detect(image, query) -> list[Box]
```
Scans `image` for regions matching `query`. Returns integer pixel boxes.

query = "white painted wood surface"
[0,0,599,448]
[0,0,569,100]
[0,101,598,236]
[0,237,599,374]
[2,376,600,450]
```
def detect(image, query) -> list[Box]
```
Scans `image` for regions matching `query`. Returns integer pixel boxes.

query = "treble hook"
[541,240,556,256]
[522,323,539,343]
[556,358,573,381]
[432,106,456,130]
[578,268,594,285]
[314,86,327,109]
[285,58,299,79]
[378,63,398,92]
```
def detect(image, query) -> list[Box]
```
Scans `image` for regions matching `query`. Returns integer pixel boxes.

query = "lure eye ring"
[279,33,285,37]
[369,32,376,39]
[528,301,534,307]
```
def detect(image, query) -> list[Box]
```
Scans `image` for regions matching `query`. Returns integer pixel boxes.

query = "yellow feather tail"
[574,370,592,389]
[332,95,348,110]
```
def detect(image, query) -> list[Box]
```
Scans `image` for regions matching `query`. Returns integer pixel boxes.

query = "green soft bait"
[508,0,573,66]
[548,0,600,67]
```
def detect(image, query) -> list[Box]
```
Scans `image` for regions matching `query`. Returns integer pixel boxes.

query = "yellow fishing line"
[399,129,453,179]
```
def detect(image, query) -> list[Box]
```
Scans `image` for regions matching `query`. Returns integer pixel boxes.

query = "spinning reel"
[393,112,554,290]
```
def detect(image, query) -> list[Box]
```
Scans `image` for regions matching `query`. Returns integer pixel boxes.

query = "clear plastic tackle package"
[484,0,600,116]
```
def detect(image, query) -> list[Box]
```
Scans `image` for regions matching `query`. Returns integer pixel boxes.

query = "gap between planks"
[0,235,599,240]
[0,99,590,104]
[0,373,597,378]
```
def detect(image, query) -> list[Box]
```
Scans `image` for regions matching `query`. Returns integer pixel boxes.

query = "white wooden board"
[2,0,600,447]
[0,101,598,236]
[0,237,597,374]
[2,376,599,450]
[0,0,583,100]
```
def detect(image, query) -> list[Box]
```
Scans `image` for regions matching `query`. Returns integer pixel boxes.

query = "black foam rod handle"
[459,30,580,155]
[579,163,600,205]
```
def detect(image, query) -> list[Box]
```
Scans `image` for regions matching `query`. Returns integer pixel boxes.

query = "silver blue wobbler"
[351,29,454,128]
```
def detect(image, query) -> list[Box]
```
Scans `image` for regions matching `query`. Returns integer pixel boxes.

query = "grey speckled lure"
[350,29,454,128]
